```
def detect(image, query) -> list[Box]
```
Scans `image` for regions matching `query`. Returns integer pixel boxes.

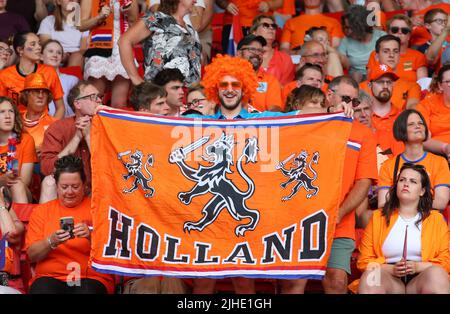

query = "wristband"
[47,236,57,250]
[441,143,449,154]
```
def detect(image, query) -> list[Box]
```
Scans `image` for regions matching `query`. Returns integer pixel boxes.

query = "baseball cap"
[369,64,399,82]
[237,34,267,51]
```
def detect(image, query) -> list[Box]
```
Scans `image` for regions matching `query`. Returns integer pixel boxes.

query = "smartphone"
[60,216,75,239]
[11,159,19,177]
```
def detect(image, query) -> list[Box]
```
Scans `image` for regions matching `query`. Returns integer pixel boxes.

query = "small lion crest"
[118,149,155,198]
[276,150,320,201]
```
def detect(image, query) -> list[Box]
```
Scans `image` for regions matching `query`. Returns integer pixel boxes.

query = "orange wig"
[201,54,258,105]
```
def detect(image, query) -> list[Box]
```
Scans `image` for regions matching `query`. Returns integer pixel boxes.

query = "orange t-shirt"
[0,64,64,108]
[223,1,275,27]
[374,128,405,158]
[25,198,115,293]
[250,71,283,111]
[416,93,450,144]
[22,112,57,152]
[265,49,295,86]
[276,0,295,15]
[280,13,344,49]
[378,151,450,191]
[370,106,405,155]
[0,132,37,175]
[360,79,421,111]
[367,49,427,82]
[335,121,378,240]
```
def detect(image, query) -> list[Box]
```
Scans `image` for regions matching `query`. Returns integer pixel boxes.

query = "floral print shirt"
[142,11,202,85]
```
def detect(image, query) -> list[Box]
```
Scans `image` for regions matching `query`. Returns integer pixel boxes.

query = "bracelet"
[441,143,449,154]
[47,236,57,250]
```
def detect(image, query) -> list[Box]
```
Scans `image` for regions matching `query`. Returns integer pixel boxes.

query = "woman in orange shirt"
[357,163,449,294]
[26,155,114,294]
[0,96,37,203]
[417,64,450,162]
[0,32,65,119]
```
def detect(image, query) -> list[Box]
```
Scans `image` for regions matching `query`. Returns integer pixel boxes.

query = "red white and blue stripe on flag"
[226,15,243,56]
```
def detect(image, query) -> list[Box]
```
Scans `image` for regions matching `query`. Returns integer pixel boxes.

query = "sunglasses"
[341,95,361,108]
[389,26,411,35]
[260,22,277,30]
[218,81,242,90]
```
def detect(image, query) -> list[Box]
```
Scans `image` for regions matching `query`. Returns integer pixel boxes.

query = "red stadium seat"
[59,66,83,80]
[211,13,224,57]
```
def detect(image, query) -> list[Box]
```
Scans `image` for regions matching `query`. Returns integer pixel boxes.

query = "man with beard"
[367,64,404,158]
[236,34,283,112]
[362,35,421,110]
[152,68,186,117]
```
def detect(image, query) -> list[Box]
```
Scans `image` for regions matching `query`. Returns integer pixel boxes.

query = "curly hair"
[342,5,373,41]
[0,96,24,141]
[201,54,258,105]
[54,155,86,183]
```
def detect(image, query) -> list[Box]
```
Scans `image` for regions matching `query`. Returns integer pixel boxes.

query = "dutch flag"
[226,15,243,56]
[0,234,6,270]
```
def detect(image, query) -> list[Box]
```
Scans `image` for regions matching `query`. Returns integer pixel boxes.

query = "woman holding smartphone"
[26,155,114,294]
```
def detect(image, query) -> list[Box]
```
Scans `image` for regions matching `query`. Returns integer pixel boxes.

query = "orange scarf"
[86,0,130,57]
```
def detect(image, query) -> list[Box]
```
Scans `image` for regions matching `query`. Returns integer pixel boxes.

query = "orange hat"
[369,64,399,82]
[22,73,50,92]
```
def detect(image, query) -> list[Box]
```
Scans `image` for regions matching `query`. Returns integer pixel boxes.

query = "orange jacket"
[357,209,450,273]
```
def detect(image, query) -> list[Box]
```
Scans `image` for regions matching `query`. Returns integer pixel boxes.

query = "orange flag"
[90,110,352,279]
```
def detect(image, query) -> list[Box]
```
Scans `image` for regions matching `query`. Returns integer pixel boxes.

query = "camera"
[60,216,75,239]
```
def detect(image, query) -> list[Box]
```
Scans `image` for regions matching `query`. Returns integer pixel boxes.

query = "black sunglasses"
[341,95,361,108]
[260,22,277,30]
[389,26,411,35]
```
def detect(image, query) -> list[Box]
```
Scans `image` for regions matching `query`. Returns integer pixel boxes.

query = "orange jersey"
[264,49,295,86]
[371,106,402,151]
[276,0,295,15]
[250,71,283,111]
[25,198,115,293]
[0,132,37,175]
[335,121,378,240]
[367,49,427,82]
[360,79,421,111]
[0,64,64,108]
[416,93,450,144]
[378,151,450,191]
[223,1,275,27]
[22,112,57,152]
[374,128,405,158]
[280,13,344,49]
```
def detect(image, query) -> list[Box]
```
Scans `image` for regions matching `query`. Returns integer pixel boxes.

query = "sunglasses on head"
[341,95,361,108]
[389,26,411,35]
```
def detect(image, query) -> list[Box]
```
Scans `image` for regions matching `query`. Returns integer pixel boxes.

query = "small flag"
[226,15,243,56]
[0,234,7,270]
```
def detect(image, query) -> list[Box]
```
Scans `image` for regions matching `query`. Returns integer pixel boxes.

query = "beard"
[249,56,262,71]
[219,93,243,111]
[374,90,392,103]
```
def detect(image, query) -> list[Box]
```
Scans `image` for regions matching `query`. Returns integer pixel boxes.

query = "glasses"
[218,81,242,90]
[431,18,448,25]
[187,98,206,107]
[76,93,104,102]
[0,46,13,56]
[302,52,328,59]
[373,79,394,86]
[260,22,277,30]
[240,47,264,54]
[389,26,411,35]
[341,95,361,108]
